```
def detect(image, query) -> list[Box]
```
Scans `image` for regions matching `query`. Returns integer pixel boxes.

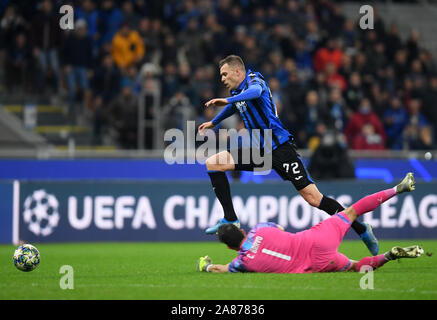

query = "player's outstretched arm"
[204,83,263,108]
[204,103,237,130]
[226,83,263,104]
[207,264,230,273]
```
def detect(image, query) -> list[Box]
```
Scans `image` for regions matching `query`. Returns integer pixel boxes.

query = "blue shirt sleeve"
[228,256,247,273]
[252,222,280,231]
[227,83,263,104]
[211,104,237,126]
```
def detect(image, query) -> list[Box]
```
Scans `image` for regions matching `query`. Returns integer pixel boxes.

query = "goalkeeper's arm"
[207,264,229,273]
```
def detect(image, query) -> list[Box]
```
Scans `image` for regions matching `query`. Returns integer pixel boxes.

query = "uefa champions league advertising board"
[14,181,437,243]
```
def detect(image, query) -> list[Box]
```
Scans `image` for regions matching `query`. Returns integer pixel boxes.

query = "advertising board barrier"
[13,181,437,243]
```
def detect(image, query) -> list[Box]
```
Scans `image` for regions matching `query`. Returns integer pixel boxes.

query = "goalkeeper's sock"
[208,171,238,222]
[352,188,397,217]
[355,254,388,271]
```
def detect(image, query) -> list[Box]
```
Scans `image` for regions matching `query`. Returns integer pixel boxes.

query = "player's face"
[220,64,241,91]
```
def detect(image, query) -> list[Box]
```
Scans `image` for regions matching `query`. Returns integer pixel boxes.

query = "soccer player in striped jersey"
[197,173,423,274]
[198,55,379,255]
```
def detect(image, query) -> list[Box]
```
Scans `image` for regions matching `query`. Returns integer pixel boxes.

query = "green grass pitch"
[1,240,436,300]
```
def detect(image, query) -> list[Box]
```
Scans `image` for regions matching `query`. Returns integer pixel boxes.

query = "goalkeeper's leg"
[344,172,415,223]
[352,245,424,272]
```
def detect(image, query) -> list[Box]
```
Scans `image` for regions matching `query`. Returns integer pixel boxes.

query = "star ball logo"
[22,190,60,237]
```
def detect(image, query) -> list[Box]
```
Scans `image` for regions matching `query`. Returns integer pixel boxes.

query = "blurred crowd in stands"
[0,0,436,151]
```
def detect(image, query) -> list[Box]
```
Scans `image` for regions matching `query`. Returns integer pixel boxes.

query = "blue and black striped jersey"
[212,69,293,150]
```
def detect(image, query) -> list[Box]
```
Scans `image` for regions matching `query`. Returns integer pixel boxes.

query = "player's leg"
[206,150,237,222]
[296,168,370,238]
[309,215,422,273]
[205,148,260,234]
[205,150,239,234]
[272,142,378,254]
[321,244,424,273]
[310,172,417,272]
[316,252,357,272]
[308,214,354,272]
[299,184,378,255]
[343,172,416,223]
[352,245,424,272]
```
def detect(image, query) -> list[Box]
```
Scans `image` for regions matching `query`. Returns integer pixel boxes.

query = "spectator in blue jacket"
[403,98,433,150]
[75,0,98,40]
[383,97,409,150]
[97,0,124,45]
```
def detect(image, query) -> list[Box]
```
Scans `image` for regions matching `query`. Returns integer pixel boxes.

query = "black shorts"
[228,142,314,191]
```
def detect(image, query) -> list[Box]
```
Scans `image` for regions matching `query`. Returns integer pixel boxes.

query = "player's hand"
[196,255,213,272]
[205,98,228,108]
[198,121,215,136]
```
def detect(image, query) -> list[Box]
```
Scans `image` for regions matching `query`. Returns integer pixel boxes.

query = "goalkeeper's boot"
[395,172,416,194]
[205,218,240,235]
[360,223,380,256]
[385,245,424,260]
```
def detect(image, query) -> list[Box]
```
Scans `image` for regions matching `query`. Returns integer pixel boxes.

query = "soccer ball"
[13,244,40,272]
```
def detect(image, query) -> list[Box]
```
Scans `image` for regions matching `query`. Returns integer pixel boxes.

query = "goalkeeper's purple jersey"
[228,222,314,274]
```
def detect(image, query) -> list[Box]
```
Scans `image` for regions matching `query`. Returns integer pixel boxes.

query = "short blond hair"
[219,55,246,72]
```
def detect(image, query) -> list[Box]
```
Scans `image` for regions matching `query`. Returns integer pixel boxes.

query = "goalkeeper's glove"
[196,255,212,272]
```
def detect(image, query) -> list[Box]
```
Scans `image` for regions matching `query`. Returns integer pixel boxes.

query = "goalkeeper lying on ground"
[197,173,424,274]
